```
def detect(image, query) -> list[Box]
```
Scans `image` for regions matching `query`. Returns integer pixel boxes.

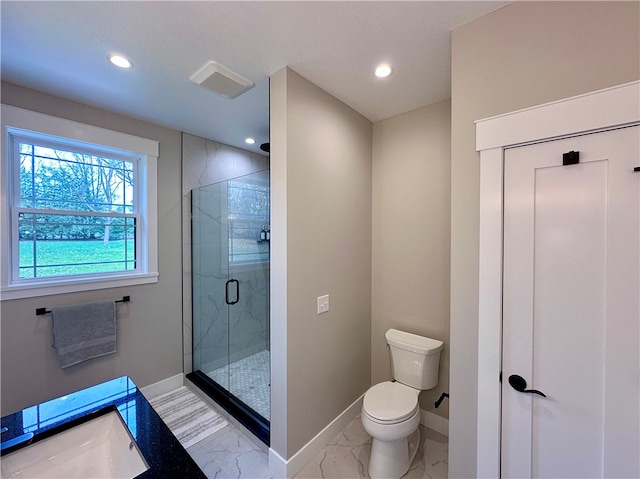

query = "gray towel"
[51,300,116,368]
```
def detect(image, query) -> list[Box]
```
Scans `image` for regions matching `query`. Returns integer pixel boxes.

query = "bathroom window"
[15,137,137,278]
[1,105,159,300]
[227,177,270,265]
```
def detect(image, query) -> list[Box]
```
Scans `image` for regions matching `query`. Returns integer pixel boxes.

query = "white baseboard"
[420,409,449,437]
[139,373,184,400]
[269,394,364,478]
[268,449,287,479]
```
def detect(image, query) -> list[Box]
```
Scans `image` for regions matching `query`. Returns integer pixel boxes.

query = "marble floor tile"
[295,417,448,479]
[186,414,447,479]
[295,417,371,479]
[403,427,449,479]
[188,423,273,479]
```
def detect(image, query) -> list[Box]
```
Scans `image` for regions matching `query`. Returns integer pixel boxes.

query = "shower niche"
[183,134,270,444]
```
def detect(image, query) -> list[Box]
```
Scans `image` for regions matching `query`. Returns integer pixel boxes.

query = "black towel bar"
[36,296,130,316]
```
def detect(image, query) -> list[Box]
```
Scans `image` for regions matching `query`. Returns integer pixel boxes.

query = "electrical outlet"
[317,295,329,314]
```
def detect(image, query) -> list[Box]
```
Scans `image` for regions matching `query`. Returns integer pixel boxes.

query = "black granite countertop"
[0,376,206,478]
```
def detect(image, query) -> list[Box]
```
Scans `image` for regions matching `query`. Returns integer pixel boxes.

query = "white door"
[502,125,640,478]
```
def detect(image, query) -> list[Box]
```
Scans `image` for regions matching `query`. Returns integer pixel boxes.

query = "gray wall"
[449,2,640,476]
[0,81,183,416]
[371,99,451,419]
[270,68,372,459]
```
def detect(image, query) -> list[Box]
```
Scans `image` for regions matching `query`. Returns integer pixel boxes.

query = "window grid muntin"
[9,131,142,283]
[14,210,139,281]
[227,179,270,265]
[16,135,135,214]
[228,218,270,264]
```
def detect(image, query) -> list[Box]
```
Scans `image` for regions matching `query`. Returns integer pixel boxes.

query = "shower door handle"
[225,279,239,305]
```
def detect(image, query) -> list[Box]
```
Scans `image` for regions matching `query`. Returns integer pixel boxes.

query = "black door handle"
[508,374,546,397]
[225,279,239,305]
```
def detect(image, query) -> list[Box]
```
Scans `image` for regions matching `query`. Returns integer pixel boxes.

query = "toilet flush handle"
[508,374,546,398]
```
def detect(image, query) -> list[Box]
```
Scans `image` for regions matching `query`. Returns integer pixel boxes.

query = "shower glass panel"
[190,169,270,442]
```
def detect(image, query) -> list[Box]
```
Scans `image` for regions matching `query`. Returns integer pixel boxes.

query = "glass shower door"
[192,180,230,391]
[226,172,270,422]
[190,170,270,443]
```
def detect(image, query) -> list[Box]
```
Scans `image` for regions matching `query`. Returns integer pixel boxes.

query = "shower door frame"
[187,170,270,445]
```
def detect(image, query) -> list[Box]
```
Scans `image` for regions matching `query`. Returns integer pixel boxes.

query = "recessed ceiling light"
[374,63,393,78]
[108,54,133,69]
[245,138,256,145]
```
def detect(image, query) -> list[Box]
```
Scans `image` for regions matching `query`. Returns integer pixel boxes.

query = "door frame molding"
[475,80,639,477]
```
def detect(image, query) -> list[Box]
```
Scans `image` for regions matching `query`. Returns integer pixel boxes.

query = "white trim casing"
[475,81,640,478]
[477,146,504,478]
[476,81,640,151]
[1,105,159,156]
[0,105,159,300]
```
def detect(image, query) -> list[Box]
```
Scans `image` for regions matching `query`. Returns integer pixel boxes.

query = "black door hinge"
[563,150,580,166]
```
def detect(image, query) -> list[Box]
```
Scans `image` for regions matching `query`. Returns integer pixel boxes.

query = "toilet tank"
[386,329,443,390]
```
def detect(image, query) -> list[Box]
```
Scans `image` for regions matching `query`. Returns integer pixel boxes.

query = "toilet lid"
[363,381,419,424]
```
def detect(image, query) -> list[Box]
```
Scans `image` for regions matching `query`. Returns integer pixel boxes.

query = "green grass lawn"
[19,239,135,278]
[229,237,270,263]
[20,237,269,278]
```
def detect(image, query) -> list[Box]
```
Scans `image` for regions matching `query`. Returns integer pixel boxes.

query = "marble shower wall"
[182,133,269,374]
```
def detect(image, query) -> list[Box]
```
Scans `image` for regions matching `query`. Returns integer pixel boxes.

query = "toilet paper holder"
[434,392,449,408]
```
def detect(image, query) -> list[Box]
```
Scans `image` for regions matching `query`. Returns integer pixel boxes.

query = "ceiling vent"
[190,61,254,99]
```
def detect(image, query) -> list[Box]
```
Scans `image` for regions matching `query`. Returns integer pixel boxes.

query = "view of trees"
[227,178,270,263]
[19,142,135,243]
[227,179,270,239]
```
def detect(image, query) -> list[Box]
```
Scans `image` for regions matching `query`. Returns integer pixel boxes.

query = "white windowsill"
[0,272,159,301]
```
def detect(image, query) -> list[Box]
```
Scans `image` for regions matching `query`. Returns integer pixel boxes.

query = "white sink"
[1,410,149,479]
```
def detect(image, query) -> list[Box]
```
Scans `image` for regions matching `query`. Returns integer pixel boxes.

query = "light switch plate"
[317,294,329,314]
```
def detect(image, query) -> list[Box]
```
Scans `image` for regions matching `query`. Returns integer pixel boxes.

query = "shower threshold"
[187,351,270,445]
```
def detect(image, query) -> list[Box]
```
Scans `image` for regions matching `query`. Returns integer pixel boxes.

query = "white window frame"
[1,105,159,300]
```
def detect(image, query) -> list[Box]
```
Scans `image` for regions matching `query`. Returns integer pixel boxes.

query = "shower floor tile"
[207,350,270,421]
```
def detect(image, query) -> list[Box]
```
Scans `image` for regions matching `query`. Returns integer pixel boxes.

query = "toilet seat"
[363,381,419,425]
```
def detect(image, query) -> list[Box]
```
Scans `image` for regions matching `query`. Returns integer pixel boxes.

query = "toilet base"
[368,428,420,479]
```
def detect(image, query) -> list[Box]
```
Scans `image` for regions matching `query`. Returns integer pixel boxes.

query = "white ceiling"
[1,1,508,155]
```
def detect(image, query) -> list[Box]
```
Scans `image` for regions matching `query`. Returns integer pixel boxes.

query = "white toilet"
[362,328,443,479]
